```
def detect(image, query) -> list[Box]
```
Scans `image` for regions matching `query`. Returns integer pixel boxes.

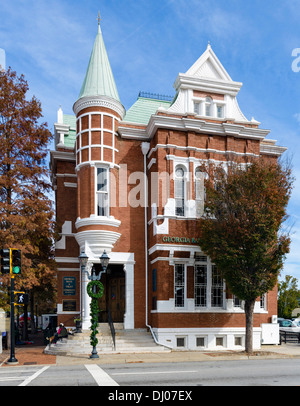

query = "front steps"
[44,323,171,356]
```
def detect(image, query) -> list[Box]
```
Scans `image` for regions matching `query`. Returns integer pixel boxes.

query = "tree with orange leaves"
[0,67,57,317]
[198,157,294,354]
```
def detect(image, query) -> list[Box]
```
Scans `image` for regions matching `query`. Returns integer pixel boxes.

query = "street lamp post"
[78,250,110,359]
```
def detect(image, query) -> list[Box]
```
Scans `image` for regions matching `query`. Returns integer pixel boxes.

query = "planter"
[75,320,82,333]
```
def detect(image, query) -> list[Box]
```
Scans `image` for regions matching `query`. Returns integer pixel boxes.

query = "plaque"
[62,300,76,312]
[63,277,76,296]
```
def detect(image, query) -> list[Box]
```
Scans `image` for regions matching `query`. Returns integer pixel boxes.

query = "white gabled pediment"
[186,44,232,82]
[169,44,247,122]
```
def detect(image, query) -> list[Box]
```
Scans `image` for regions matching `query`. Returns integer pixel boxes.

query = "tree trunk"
[244,299,256,354]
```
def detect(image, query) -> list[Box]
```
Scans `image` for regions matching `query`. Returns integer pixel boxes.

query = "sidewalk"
[1,331,300,367]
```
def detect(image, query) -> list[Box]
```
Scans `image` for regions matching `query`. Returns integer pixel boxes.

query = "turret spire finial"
[97,11,102,33]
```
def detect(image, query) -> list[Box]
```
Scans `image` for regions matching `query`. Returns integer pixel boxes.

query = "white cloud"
[294,113,300,124]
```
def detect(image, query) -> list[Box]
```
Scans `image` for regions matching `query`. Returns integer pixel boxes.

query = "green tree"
[198,158,293,354]
[278,275,299,319]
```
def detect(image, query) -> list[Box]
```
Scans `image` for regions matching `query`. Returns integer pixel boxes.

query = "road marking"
[18,366,50,386]
[111,370,198,376]
[0,376,31,382]
[0,368,37,374]
[85,364,119,386]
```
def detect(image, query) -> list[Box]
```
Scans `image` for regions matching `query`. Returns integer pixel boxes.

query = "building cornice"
[260,142,287,156]
[50,149,76,163]
[118,114,270,141]
[146,114,270,141]
[75,216,121,229]
[73,95,125,119]
[174,73,243,96]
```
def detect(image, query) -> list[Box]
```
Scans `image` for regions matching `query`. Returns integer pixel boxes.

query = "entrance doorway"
[95,264,125,323]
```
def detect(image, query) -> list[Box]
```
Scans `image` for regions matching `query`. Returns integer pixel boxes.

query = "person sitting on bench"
[52,323,68,344]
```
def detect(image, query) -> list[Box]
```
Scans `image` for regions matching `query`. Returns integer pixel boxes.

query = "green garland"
[87,280,104,299]
[87,280,104,347]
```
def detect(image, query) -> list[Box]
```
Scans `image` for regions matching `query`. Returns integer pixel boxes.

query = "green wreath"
[87,280,104,299]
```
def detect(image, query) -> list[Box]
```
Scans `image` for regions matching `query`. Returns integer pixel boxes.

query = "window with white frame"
[176,337,186,348]
[233,295,243,308]
[205,97,213,117]
[260,294,266,310]
[195,264,207,307]
[216,336,225,347]
[96,167,109,216]
[174,264,185,308]
[217,105,224,118]
[194,257,225,309]
[196,336,207,348]
[175,166,186,217]
[195,167,206,218]
[211,265,224,308]
[194,102,200,115]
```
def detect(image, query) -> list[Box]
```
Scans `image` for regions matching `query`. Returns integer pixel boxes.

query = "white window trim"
[194,258,226,310]
[192,97,226,119]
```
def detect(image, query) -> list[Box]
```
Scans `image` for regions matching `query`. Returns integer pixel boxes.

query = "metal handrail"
[107,309,116,350]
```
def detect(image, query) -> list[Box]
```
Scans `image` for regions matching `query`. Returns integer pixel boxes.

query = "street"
[0,358,300,387]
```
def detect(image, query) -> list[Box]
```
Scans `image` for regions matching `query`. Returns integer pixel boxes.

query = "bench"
[279,330,300,344]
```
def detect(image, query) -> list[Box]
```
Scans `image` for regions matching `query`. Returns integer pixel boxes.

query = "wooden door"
[108,276,125,322]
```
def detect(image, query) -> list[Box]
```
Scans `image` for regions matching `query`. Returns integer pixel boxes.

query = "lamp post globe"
[100,250,110,271]
[78,251,88,268]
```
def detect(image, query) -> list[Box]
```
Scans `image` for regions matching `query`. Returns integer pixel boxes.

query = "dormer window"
[205,97,213,117]
[193,95,225,119]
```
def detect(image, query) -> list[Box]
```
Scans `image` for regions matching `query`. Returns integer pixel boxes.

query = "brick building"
[50,21,286,350]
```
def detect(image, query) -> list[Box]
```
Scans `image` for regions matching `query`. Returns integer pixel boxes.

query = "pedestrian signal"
[11,249,21,275]
[16,293,29,305]
[0,249,10,274]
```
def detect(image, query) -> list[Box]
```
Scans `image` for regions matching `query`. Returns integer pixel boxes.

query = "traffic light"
[0,249,10,274]
[11,249,21,275]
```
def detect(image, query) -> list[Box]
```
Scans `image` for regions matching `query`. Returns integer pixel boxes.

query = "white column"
[81,262,92,330]
[123,263,134,329]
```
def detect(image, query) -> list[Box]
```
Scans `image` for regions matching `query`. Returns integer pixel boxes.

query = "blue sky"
[1,0,300,285]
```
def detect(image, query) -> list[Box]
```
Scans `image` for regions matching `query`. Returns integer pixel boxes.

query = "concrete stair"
[44,323,171,356]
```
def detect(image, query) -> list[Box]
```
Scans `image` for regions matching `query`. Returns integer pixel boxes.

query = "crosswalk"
[85,364,119,386]
[0,364,119,386]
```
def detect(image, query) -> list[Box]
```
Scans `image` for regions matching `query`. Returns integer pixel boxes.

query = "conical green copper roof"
[79,24,120,101]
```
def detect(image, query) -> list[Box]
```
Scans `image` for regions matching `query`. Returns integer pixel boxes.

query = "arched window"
[175,166,186,216]
[205,97,213,117]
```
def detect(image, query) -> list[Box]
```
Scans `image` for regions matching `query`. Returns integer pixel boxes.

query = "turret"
[74,14,124,256]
